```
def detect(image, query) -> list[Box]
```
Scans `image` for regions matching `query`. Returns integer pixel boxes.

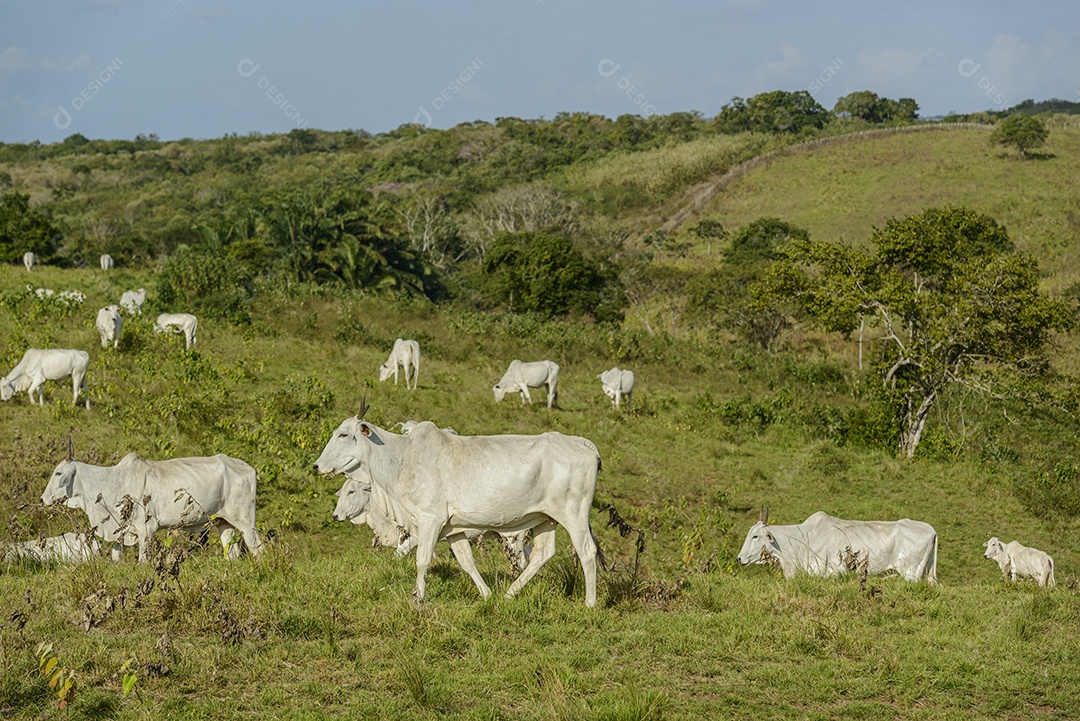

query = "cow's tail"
[928,533,939,585]
[1047,557,1056,588]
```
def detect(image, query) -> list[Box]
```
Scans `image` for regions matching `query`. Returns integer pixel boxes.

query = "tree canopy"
[714,91,829,135]
[757,205,1073,457]
[990,114,1049,157]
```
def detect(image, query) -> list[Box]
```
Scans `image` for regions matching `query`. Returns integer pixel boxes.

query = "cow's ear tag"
[360,423,372,437]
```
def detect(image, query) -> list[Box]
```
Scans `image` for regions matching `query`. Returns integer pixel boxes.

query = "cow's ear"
[766,532,775,543]
[359,423,372,437]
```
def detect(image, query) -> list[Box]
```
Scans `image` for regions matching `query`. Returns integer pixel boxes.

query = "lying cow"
[493,359,560,409]
[154,313,198,350]
[1,348,90,409]
[983,537,1055,587]
[598,367,634,409]
[2,532,101,563]
[120,288,146,315]
[378,338,421,389]
[737,509,938,583]
[41,451,262,561]
[314,400,601,606]
[96,305,123,349]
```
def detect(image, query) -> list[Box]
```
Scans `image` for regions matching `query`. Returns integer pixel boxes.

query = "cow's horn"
[66,435,74,461]
[357,396,370,421]
[763,506,769,525]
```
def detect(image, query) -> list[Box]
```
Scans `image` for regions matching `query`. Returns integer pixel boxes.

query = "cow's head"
[378,363,394,382]
[0,376,13,401]
[493,384,508,402]
[41,460,78,506]
[983,537,1005,560]
[314,399,380,477]
[332,477,372,522]
[736,519,780,566]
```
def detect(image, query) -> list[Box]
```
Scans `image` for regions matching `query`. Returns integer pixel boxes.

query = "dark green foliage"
[481,231,624,322]
[714,91,829,135]
[990,114,1050,156]
[833,91,919,123]
[157,247,254,324]
[0,192,61,264]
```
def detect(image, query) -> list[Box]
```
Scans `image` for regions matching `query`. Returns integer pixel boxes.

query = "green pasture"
[1,263,1077,719]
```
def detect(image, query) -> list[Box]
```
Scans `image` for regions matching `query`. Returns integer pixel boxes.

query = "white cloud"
[753,43,805,85]
[0,45,27,84]
[857,46,939,87]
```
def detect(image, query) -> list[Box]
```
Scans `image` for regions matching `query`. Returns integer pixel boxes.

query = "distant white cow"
[23,251,35,272]
[983,537,1055,588]
[100,254,114,270]
[598,367,635,409]
[1,349,90,409]
[154,313,198,349]
[378,338,421,389]
[41,452,262,561]
[2,532,101,563]
[119,288,147,315]
[737,509,938,583]
[95,305,123,349]
[493,359,560,409]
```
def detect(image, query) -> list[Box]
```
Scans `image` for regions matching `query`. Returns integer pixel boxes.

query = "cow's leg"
[564,521,599,608]
[110,540,123,562]
[447,533,492,599]
[505,520,557,600]
[412,521,442,604]
[27,379,43,405]
[219,525,239,559]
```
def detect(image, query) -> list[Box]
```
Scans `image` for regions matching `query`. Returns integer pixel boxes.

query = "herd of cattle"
[0,260,1061,606]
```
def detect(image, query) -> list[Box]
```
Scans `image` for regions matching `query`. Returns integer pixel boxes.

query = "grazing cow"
[598,367,635,409]
[1,349,90,409]
[95,305,123,349]
[41,451,262,562]
[378,338,421,389]
[314,400,600,606]
[737,509,938,583]
[119,288,147,315]
[154,313,198,350]
[100,254,114,270]
[983,537,1055,587]
[23,251,35,272]
[493,360,560,409]
[2,532,101,563]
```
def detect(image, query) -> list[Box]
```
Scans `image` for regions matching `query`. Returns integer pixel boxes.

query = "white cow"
[493,359,559,409]
[1,349,90,409]
[23,251,35,272]
[378,338,421,389]
[314,402,601,606]
[2,532,101,563]
[95,305,123,349]
[598,367,635,409]
[41,452,262,562]
[154,313,198,350]
[119,288,147,315]
[100,254,114,270]
[737,509,938,583]
[983,537,1055,588]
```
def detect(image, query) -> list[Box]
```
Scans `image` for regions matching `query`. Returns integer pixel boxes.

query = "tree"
[990,114,1049,157]
[833,92,919,124]
[714,91,829,135]
[0,192,60,264]
[687,218,807,350]
[757,206,1073,457]
[482,231,623,321]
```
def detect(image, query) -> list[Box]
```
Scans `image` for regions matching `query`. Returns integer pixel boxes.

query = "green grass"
[1,261,1079,719]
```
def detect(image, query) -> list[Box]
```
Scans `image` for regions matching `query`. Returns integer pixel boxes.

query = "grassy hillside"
[0,261,1077,719]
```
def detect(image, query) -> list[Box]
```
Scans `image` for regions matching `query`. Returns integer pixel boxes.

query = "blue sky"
[1,0,1078,143]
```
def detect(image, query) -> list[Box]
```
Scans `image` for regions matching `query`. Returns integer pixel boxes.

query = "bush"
[157,247,254,324]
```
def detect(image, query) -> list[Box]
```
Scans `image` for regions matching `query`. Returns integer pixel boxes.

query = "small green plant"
[36,642,76,710]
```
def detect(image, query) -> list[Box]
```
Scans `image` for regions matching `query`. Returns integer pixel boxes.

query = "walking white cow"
[100,254,114,270]
[41,451,262,561]
[737,509,938,583]
[1,349,90,409]
[154,313,198,350]
[2,532,101,563]
[598,367,634,409]
[95,305,123,349]
[493,359,559,409]
[314,400,601,606]
[23,251,35,272]
[119,288,147,315]
[983,537,1055,587]
[378,338,421,389]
